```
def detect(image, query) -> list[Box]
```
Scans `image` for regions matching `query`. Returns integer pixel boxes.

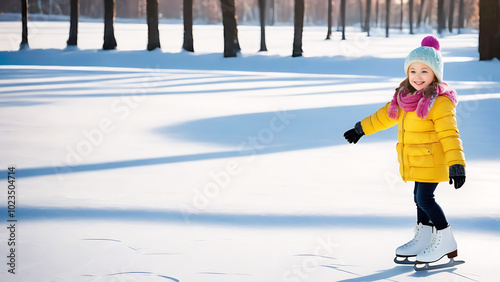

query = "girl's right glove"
[449,164,466,189]
[344,122,365,144]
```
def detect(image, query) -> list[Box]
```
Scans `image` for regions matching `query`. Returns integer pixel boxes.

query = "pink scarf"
[388,82,458,120]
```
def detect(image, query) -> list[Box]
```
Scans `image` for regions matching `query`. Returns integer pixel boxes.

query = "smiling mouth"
[414,81,425,86]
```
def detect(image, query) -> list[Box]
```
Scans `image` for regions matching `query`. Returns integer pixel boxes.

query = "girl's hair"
[395,76,440,97]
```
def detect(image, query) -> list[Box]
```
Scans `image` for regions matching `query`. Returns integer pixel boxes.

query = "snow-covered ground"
[0,19,499,281]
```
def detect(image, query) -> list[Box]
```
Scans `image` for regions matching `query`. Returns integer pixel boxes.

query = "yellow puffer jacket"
[360,96,466,183]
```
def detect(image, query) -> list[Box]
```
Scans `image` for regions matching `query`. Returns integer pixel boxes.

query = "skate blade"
[413,258,465,271]
[394,256,417,265]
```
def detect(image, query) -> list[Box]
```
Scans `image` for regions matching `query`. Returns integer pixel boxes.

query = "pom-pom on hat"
[404,35,443,82]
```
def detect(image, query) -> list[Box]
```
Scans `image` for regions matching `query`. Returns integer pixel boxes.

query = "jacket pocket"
[407,146,434,168]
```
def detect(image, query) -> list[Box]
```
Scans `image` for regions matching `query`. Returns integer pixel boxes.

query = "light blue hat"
[404,36,443,82]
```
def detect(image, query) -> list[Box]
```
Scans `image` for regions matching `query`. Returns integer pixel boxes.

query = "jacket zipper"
[401,112,407,182]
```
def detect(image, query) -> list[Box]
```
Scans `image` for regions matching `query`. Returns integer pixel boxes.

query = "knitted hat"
[404,36,443,82]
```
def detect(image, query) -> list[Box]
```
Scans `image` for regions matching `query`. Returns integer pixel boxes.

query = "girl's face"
[408,62,435,91]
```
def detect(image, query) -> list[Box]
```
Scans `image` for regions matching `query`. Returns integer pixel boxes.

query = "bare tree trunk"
[359,0,364,30]
[437,0,445,34]
[365,0,372,36]
[457,0,464,33]
[400,0,403,30]
[337,0,342,31]
[417,0,424,28]
[292,0,304,57]
[326,0,333,39]
[268,0,275,25]
[376,0,379,27]
[183,0,194,52]
[221,0,239,57]
[103,0,117,50]
[50,0,63,15]
[448,0,455,33]
[67,0,79,46]
[147,0,160,51]
[424,0,433,26]
[258,0,268,50]
[21,0,29,49]
[386,0,391,37]
[341,0,346,39]
[479,0,500,60]
[409,0,413,34]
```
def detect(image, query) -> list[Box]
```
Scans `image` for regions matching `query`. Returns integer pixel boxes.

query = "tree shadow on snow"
[10,207,500,234]
[0,66,391,99]
[155,104,397,150]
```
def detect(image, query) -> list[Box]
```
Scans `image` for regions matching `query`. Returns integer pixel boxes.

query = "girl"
[343,36,466,267]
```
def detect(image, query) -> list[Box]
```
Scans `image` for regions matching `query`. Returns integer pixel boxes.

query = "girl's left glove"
[344,122,365,144]
[449,164,466,189]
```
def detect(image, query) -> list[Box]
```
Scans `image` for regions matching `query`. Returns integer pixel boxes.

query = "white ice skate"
[394,223,433,265]
[414,226,465,271]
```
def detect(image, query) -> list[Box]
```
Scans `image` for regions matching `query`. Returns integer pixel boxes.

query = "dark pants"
[414,182,449,230]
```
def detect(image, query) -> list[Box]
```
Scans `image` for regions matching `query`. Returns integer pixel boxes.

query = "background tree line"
[1,0,480,28]
[8,0,499,59]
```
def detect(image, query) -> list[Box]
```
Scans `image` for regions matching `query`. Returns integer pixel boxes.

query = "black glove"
[449,176,466,189]
[344,129,363,144]
[344,122,365,144]
[449,164,466,189]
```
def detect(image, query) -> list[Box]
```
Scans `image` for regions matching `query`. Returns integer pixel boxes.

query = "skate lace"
[422,230,442,254]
